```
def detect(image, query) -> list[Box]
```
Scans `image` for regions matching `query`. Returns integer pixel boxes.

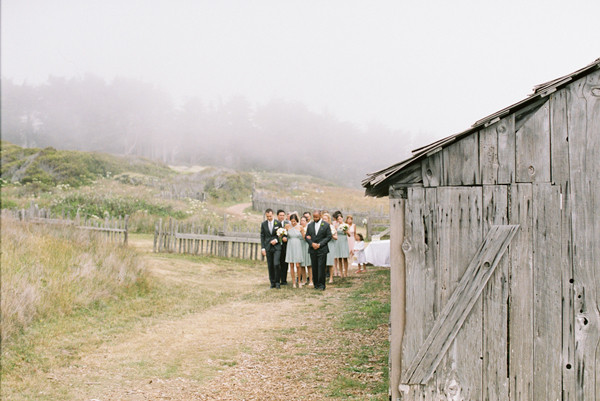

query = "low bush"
[0,141,174,190]
[49,193,187,220]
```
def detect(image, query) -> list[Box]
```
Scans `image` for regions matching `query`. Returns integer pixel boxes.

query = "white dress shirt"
[313,219,321,236]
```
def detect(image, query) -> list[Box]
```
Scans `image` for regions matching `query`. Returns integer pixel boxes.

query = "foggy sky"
[2,0,599,147]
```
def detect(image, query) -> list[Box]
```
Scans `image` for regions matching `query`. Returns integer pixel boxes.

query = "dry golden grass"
[0,216,149,344]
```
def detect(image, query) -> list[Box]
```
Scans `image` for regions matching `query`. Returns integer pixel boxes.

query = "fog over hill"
[1,75,419,187]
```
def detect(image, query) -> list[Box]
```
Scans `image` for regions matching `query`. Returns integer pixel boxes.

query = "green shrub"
[0,141,174,189]
[49,193,186,220]
[204,172,253,203]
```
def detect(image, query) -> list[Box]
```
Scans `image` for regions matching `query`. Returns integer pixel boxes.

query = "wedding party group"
[260,208,367,291]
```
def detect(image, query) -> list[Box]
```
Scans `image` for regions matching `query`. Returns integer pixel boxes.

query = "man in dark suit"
[305,210,332,290]
[276,209,290,285]
[261,208,283,289]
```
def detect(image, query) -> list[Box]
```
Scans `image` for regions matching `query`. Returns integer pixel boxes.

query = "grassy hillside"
[0,141,174,190]
[0,142,387,234]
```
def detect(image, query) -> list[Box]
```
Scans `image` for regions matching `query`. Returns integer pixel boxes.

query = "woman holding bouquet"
[335,214,350,278]
[322,213,337,284]
[285,214,304,288]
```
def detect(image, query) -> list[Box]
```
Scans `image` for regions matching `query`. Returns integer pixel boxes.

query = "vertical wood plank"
[482,184,510,401]
[549,88,576,399]
[532,183,562,401]
[566,70,600,401]
[509,183,534,401]
[497,115,516,184]
[389,193,406,401]
[550,89,569,185]
[515,102,551,183]
[479,124,499,185]
[442,133,480,186]
[401,187,438,385]
[422,153,442,187]
[435,186,483,400]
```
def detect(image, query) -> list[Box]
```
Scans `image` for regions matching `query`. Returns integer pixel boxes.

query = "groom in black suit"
[305,210,332,290]
[261,208,283,288]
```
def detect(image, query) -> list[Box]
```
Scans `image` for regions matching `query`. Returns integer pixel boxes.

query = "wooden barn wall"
[394,69,599,400]
[565,68,600,400]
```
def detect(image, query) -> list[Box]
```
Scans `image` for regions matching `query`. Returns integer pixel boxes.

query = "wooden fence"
[7,205,129,244]
[154,218,263,260]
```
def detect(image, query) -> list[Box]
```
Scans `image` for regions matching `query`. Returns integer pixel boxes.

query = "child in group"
[351,233,367,273]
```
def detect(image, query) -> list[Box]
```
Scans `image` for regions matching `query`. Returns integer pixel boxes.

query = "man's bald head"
[312,210,321,221]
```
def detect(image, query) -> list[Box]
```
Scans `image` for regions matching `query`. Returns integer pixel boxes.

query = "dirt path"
[22,236,388,400]
[225,202,252,216]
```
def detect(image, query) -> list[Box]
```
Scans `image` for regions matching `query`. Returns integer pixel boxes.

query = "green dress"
[326,225,336,266]
[335,226,350,258]
[301,226,311,266]
[285,225,304,263]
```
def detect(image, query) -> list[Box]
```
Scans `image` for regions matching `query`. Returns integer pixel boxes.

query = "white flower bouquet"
[276,227,287,243]
[340,223,350,233]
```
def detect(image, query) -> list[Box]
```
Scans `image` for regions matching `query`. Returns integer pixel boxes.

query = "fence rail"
[154,218,263,260]
[6,205,128,244]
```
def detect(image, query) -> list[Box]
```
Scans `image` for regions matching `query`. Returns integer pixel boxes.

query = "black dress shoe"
[280,282,288,285]
[276,283,281,289]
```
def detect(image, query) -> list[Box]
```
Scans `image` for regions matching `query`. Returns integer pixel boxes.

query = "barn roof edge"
[362,57,600,197]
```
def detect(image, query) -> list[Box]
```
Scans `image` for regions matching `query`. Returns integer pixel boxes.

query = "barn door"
[400,186,520,400]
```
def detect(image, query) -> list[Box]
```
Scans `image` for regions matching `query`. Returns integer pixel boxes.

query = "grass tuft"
[0,217,149,345]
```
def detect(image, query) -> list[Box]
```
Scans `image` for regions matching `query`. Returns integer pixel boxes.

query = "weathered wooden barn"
[363,59,600,400]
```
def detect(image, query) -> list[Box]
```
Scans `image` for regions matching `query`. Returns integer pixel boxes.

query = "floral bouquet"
[276,227,288,243]
[340,223,350,234]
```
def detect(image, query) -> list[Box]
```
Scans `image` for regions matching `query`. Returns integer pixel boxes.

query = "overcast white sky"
[2,0,599,146]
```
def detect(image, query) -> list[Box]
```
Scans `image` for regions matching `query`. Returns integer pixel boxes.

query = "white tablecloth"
[365,240,390,267]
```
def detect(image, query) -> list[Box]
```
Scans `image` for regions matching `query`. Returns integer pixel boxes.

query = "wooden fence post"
[124,215,129,245]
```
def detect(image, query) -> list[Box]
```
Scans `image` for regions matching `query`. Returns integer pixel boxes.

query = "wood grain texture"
[404,224,519,385]
[509,183,534,401]
[515,101,551,183]
[389,197,406,401]
[393,161,423,186]
[435,187,483,400]
[422,152,442,187]
[479,123,499,185]
[482,185,510,401]
[442,134,481,186]
[532,183,562,401]
[550,89,569,185]
[550,87,577,400]
[567,70,600,401]
[401,188,438,382]
[497,115,516,184]
[479,116,516,185]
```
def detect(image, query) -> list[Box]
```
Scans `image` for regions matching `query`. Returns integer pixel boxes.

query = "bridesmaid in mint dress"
[285,214,304,288]
[300,216,312,286]
[322,213,337,284]
[335,214,350,277]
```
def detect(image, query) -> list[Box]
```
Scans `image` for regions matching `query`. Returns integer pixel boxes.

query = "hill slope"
[0,141,174,189]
